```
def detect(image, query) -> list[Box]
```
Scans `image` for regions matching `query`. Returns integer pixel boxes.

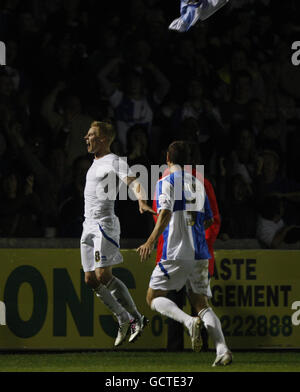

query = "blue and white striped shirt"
[156,170,212,261]
[169,0,230,32]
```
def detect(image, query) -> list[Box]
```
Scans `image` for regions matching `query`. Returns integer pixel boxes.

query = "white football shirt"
[256,215,285,248]
[84,153,132,220]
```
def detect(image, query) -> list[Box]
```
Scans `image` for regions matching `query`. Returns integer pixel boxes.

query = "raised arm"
[41,82,66,134]
[145,62,170,103]
[97,57,123,97]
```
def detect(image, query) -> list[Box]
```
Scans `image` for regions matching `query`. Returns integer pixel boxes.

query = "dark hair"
[167,141,191,167]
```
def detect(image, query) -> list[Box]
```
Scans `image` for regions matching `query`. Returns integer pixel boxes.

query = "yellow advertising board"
[0,249,164,350]
[0,249,299,350]
[185,250,300,349]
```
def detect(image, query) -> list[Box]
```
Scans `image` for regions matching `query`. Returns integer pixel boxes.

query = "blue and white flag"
[169,0,230,33]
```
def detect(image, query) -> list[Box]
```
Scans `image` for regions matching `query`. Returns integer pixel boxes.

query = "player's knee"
[95,268,113,285]
[188,291,209,313]
[85,273,97,288]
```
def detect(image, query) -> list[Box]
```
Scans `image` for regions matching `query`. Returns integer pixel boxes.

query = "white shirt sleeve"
[256,216,285,248]
[109,89,123,108]
[157,179,174,212]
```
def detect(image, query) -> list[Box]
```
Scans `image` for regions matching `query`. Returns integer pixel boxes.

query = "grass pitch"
[0,350,299,372]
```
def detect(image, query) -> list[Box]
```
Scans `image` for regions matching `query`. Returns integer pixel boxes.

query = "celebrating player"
[137,141,232,366]
[81,121,154,347]
[152,141,221,350]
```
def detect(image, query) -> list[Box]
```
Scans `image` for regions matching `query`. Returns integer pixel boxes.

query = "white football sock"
[94,283,129,325]
[107,276,141,320]
[151,296,194,331]
[199,307,228,356]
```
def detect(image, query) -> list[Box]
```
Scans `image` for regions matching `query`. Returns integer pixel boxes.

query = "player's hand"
[137,241,154,262]
[138,200,157,215]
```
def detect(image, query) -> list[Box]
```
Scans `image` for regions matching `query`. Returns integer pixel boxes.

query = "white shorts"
[80,216,123,272]
[149,258,212,298]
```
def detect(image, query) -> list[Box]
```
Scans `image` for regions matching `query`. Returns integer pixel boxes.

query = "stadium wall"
[0,246,299,350]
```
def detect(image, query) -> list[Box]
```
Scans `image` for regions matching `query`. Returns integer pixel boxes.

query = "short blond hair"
[91,121,116,145]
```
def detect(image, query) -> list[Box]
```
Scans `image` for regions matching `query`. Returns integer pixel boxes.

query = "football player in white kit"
[137,141,232,366]
[81,121,154,347]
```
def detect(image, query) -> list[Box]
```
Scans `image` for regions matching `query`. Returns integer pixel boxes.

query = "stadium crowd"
[1,0,300,248]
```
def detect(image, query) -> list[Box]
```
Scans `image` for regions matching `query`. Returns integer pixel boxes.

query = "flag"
[169,0,230,33]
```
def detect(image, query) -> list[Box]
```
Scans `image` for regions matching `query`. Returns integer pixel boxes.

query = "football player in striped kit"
[137,141,232,366]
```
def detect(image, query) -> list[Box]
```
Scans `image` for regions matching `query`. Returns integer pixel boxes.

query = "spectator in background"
[3,40,21,91]
[256,195,300,248]
[219,172,257,241]
[172,78,225,149]
[0,170,43,237]
[219,70,254,127]
[224,46,266,102]
[258,118,284,151]
[167,37,202,102]
[255,143,300,197]
[0,0,21,39]
[228,126,258,186]
[17,10,41,63]
[98,56,170,154]
[254,142,300,226]
[126,124,152,168]
[0,104,11,175]
[41,82,93,168]
[58,155,91,238]
[247,99,266,137]
[115,124,154,239]
[3,121,66,236]
[0,72,15,108]
[143,7,168,57]
[286,119,300,184]
[88,27,121,74]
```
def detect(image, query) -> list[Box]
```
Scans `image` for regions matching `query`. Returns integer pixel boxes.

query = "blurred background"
[1,0,300,249]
